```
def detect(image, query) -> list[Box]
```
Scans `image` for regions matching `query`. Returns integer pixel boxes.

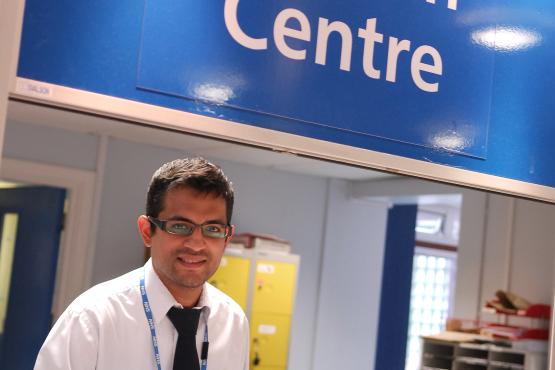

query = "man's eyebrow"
[204,219,228,225]
[166,215,227,224]
[167,215,192,222]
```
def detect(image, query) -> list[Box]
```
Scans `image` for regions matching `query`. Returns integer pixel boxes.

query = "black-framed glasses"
[148,216,234,239]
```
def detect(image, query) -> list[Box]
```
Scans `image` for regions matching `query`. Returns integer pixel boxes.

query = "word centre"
[225,0,443,93]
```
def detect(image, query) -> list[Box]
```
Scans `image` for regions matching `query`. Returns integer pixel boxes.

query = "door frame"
[0,157,96,318]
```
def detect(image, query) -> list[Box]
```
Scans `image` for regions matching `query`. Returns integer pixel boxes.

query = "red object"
[481,324,549,340]
[517,304,551,319]
[486,301,551,319]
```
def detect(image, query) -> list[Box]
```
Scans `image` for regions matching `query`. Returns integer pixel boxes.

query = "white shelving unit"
[420,333,547,370]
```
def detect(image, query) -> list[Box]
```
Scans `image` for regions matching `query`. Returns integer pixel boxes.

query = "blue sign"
[137,0,493,158]
[15,0,555,190]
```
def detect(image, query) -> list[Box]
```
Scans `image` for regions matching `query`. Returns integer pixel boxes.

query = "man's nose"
[184,226,205,248]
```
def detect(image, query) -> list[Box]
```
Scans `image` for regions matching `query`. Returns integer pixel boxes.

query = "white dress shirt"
[34,259,249,370]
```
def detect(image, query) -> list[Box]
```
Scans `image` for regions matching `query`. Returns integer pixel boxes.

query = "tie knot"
[167,307,201,337]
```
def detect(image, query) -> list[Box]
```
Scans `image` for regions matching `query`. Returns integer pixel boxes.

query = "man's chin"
[172,275,206,290]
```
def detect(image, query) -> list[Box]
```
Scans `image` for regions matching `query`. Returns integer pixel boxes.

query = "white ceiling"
[7,100,395,181]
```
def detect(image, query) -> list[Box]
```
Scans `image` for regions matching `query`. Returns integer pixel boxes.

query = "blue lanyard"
[140,272,209,370]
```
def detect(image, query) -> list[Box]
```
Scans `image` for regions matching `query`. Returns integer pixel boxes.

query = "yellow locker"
[252,260,297,315]
[250,313,291,368]
[208,255,250,311]
[210,248,300,370]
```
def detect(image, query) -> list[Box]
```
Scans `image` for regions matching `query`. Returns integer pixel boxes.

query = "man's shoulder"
[205,283,247,320]
[65,267,143,316]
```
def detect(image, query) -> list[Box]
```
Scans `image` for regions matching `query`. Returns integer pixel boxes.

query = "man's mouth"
[177,256,206,267]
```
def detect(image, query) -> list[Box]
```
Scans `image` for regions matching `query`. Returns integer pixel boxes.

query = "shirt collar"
[144,259,212,325]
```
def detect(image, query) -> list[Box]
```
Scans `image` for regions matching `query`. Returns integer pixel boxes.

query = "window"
[415,210,446,235]
[405,246,457,370]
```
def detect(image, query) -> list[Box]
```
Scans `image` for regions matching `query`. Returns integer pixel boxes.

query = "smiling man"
[34,157,249,370]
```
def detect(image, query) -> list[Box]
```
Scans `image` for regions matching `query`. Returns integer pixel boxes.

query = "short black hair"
[146,157,234,226]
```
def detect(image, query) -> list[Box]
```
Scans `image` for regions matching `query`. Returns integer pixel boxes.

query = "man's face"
[142,186,229,294]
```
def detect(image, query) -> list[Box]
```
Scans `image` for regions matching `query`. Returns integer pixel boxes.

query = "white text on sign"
[426,0,458,11]
[224,0,443,93]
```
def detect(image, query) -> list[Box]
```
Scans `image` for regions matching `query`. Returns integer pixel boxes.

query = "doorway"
[0,184,66,370]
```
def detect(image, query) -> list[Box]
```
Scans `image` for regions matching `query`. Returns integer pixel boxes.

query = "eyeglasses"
[148,216,234,239]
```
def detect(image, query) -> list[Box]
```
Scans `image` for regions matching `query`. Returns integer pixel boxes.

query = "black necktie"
[167,306,201,370]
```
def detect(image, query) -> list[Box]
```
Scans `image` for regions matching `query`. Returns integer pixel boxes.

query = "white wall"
[452,190,488,319]
[4,120,99,170]
[480,195,555,309]
[312,179,388,370]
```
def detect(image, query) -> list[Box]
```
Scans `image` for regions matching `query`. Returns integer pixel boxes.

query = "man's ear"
[138,215,153,248]
[224,225,235,246]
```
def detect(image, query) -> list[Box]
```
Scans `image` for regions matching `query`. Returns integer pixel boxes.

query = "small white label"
[258,325,277,335]
[257,263,275,274]
[17,80,54,98]
[219,257,228,267]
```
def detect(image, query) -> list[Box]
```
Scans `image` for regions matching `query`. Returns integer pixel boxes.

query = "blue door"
[375,205,418,370]
[0,186,66,370]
